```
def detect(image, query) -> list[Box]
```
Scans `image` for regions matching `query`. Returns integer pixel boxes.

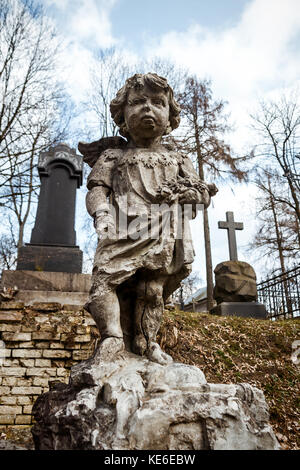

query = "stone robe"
[87,146,207,301]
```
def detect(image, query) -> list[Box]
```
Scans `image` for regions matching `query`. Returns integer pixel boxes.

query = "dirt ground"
[0,426,34,450]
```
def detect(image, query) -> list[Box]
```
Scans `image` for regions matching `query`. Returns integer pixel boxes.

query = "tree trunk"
[286,174,300,223]
[203,207,214,310]
[180,285,184,310]
[195,133,214,312]
[17,221,25,250]
[295,216,300,247]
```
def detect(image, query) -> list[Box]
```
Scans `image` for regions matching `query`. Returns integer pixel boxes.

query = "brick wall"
[0,300,99,427]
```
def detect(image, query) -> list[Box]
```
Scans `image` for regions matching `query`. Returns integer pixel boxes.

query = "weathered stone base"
[1,270,91,292]
[31,349,280,450]
[1,270,91,306]
[210,302,267,319]
[16,244,83,273]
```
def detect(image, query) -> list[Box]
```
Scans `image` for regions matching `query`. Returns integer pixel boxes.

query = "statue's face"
[124,84,170,142]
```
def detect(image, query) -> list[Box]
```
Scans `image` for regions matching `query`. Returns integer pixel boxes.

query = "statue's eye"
[133,98,144,105]
[129,98,141,106]
[153,99,165,106]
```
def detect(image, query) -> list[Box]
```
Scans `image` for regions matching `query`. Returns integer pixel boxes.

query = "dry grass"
[158,308,300,450]
[1,307,298,450]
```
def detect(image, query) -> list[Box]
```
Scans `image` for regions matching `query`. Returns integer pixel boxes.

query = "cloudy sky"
[42,0,300,282]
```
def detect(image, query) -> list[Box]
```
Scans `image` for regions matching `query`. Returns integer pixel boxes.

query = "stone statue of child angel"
[78,73,217,366]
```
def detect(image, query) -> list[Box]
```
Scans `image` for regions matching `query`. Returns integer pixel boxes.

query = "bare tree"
[248,167,299,316]
[176,77,247,310]
[144,56,188,95]
[0,0,71,251]
[250,168,299,274]
[86,48,137,138]
[171,271,201,309]
[2,145,38,249]
[0,231,17,270]
[250,92,300,223]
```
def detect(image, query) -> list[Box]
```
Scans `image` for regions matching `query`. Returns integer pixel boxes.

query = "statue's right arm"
[86,185,111,218]
[85,149,119,238]
[86,186,114,239]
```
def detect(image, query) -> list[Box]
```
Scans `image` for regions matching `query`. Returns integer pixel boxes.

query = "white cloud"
[45,0,117,49]
[43,0,70,9]
[68,0,117,48]
[148,0,300,94]
[59,42,95,103]
[48,0,121,105]
[146,0,300,153]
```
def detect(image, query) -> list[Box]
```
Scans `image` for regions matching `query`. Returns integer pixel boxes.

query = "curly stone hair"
[110,73,181,139]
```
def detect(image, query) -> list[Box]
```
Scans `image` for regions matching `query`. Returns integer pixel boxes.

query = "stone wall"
[0,300,98,427]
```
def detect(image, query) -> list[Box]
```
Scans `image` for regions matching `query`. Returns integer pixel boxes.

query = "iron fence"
[257,266,300,320]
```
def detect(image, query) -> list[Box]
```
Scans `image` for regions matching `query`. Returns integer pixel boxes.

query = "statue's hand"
[179,187,211,207]
[178,188,199,205]
[156,180,178,203]
[94,211,115,240]
[207,183,218,197]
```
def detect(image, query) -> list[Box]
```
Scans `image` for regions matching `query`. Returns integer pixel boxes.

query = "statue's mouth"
[141,115,155,124]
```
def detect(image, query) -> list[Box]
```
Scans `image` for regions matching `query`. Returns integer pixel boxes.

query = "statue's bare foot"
[92,337,125,363]
[146,342,173,366]
[132,334,147,356]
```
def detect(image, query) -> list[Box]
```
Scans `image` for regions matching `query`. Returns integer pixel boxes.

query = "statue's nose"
[142,100,151,111]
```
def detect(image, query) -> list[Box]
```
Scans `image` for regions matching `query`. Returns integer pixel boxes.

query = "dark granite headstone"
[17,144,83,273]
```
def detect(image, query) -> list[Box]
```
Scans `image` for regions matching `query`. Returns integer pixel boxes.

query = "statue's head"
[110,73,181,140]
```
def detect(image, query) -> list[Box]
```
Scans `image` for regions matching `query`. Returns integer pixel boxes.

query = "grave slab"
[210,302,267,319]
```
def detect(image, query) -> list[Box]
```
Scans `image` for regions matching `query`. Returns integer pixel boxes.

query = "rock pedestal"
[213,261,257,303]
[211,261,267,319]
[31,345,280,450]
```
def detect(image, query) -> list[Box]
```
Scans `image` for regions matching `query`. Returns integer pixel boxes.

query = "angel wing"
[78,136,128,168]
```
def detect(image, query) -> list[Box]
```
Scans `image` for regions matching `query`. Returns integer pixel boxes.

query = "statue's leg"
[132,277,172,365]
[143,278,173,365]
[132,279,148,356]
[86,275,124,360]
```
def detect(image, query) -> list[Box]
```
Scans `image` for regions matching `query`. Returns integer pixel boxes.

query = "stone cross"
[218,211,243,261]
